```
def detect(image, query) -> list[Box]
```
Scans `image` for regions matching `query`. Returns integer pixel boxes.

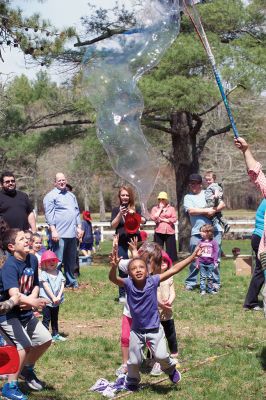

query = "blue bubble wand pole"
[183,1,239,138]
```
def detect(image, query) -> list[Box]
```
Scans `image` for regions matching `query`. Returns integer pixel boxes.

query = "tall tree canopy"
[76,0,266,248]
[0,1,265,244]
[0,0,75,64]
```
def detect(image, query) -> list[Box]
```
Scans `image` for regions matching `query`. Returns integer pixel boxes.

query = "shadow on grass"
[20,383,69,400]
[259,347,266,371]
[144,383,182,395]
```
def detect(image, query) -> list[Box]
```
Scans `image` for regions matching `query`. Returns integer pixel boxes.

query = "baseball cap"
[189,173,202,183]
[82,211,92,221]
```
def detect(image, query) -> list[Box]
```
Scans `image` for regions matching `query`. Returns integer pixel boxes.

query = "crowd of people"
[0,136,265,399]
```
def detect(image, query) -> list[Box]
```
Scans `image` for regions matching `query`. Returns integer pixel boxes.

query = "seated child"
[204,171,230,233]
[109,242,202,391]
[196,224,219,295]
[39,250,66,342]
[0,229,51,400]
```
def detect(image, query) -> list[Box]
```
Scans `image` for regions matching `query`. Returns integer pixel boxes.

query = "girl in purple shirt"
[109,245,202,392]
[196,224,219,295]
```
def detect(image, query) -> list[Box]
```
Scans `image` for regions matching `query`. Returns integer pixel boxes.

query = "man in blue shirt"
[183,173,225,291]
[43,173,82,289]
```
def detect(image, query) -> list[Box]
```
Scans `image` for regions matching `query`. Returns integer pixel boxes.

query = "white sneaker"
[150,362,162,376]
[52,334,67,342]
[200,290,206,296]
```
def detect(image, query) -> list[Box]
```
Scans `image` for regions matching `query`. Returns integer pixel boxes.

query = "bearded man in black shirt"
[0,171,36,232]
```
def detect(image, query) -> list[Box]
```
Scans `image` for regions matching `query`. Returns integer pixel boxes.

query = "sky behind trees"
[0,0,119,80]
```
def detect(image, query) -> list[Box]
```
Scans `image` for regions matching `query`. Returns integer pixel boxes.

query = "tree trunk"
[99,178,106,221]
[84,195,89,211]
[170,111,199,252]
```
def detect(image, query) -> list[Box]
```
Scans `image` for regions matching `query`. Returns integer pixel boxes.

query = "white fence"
[91,220,255,242]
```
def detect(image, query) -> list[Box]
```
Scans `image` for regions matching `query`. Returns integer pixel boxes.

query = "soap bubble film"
[83,0,181,216]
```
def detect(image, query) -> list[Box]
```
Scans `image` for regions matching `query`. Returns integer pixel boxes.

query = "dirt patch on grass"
[59,317,120,339]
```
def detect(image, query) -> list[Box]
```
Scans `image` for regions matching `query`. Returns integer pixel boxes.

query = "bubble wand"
[183,1,239,138]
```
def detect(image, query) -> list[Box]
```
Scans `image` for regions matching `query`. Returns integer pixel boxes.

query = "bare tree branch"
[160,149,174,164]
[198,84,246,117]
[74,28,126,47]
[142,120,173,134]
[197,124,231,155]
[24,119,94,132]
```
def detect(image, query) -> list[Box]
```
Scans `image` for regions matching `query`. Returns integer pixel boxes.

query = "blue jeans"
[199,263,214,292]
[185,232,222,289]
[52,238,78,287]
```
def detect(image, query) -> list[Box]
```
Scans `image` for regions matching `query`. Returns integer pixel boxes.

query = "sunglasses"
[3,179,15,184]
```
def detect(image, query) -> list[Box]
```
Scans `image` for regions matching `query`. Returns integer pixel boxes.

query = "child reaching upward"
[109,245,201,392]
[115,237,163,376]
[39,250,66,342]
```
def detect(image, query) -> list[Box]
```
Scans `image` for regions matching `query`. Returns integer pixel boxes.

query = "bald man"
[43,173,82,288]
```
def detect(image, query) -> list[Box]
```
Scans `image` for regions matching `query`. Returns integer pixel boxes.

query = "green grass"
[25,245,266,400]
[97,239,253,257]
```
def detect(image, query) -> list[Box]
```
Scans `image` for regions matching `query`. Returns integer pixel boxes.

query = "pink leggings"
[121,315,132,347]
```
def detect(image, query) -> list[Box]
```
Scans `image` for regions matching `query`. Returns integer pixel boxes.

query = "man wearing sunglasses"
[0,171,36,232]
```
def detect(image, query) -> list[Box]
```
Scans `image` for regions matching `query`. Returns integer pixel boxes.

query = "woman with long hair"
[111,185,146,303]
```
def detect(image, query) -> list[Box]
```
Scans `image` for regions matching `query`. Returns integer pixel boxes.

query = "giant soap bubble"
[83,0,181,216]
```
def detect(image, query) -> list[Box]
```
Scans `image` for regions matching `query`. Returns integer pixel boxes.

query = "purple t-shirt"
[197,239,219,265]
[124,274,160,332]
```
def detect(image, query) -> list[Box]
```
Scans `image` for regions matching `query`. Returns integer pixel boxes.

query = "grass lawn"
[23,240,265,400]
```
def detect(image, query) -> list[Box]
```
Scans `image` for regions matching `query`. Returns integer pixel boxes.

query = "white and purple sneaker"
[169,369,182,384]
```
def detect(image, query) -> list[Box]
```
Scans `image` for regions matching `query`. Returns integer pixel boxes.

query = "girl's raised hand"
[128,237,138,257]
[112,234,119,257]
[109,252,122,268]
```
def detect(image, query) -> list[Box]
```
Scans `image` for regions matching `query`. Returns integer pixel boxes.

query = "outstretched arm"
[109,234,124,287]
[234,137,257,171]
[159,246,202,283]
[235,137,266,197]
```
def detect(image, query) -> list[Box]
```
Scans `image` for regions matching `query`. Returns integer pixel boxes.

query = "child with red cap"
[80,211,94,258]
[39,250,66,342]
